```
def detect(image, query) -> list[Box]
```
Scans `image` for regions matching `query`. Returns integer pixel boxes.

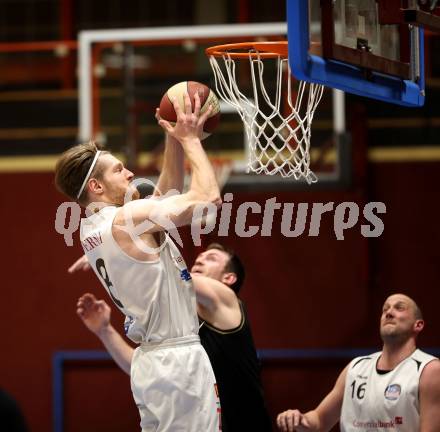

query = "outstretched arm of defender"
[116,92,221,232]
[77,293,134,375]
[190,274,237,310]
[277,366,347,431]
[68,254,90,273]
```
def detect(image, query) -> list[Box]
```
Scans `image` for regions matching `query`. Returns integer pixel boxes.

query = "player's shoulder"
[81,205,117,238]
[113,199,142,225]
[421,357,440,375]
[419,358,440,394]
[411,348,438,363]
[349,351,381,370]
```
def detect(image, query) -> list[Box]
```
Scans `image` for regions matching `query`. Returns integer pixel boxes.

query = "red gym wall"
[2,159,439,432]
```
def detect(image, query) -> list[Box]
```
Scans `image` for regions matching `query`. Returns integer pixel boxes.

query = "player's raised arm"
[152,129,184,197]
[158,91,220,207]
[115,92,221,233]
[152,82,220,198]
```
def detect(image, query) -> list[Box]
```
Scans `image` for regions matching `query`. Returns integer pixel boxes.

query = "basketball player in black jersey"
[72,243,272,432]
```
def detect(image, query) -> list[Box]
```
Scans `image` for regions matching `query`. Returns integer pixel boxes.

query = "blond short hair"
[54,141,106,204]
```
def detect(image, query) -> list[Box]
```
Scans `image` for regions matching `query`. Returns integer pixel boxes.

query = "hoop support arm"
[379,4,440,32]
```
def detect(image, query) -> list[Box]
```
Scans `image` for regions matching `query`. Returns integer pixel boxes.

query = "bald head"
[383,294,423,320]
[380,293,425,344]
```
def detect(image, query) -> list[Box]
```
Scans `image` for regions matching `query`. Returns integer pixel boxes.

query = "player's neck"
[379,340,417,370]
[85,198,120,213]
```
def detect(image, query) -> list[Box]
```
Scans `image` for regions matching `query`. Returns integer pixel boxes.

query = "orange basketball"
[159,81,221,140]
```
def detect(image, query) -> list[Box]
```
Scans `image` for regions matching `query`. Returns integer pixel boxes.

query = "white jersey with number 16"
[340,349,436,432]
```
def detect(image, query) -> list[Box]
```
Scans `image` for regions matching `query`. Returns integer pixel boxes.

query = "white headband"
[76,150,101,199]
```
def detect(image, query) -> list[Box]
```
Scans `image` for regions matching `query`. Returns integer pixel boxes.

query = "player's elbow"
[189,190,222,208]
[210,194,222,209]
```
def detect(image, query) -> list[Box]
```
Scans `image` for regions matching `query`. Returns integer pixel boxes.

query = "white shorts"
[130,335,221,432]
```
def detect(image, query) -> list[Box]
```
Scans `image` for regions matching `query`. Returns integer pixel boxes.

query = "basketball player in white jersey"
[277,293,440,432]
[70,243,272,431]
[54,93,222,431]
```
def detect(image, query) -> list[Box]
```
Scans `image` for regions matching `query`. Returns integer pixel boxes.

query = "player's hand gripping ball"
[159,81,220,140]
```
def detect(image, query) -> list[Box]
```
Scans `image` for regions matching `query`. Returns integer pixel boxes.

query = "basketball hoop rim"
[205,41,288,59]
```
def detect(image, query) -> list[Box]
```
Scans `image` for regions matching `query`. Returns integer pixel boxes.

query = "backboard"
[286,0,439,107]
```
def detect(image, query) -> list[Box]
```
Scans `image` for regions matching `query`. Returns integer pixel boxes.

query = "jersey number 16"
[350,380,366,399]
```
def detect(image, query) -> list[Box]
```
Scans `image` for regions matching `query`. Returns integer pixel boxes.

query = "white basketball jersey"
[79,205,199,344]
[340,349,437,432]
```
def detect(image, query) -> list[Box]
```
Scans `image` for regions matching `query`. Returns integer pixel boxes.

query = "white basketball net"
[209,51,324,184]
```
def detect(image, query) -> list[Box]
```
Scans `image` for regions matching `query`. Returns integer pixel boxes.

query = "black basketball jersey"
[199,300,272,432]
